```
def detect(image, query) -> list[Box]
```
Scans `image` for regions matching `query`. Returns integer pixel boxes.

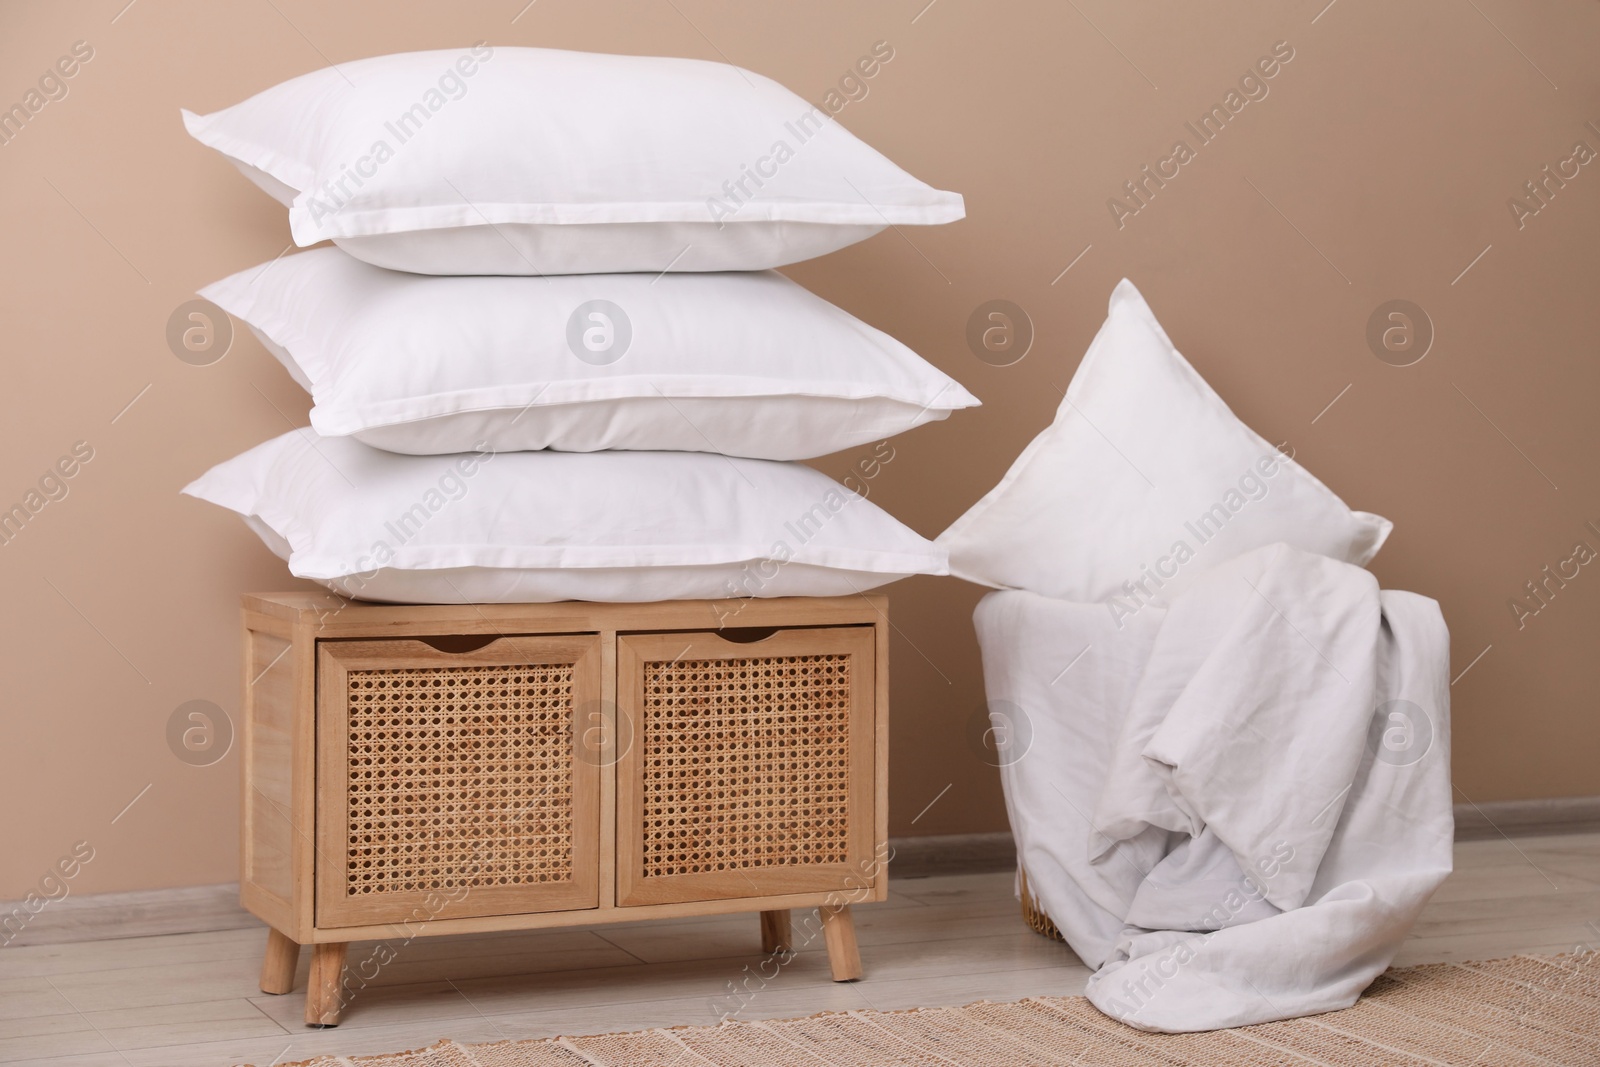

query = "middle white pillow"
[203,249,978,459]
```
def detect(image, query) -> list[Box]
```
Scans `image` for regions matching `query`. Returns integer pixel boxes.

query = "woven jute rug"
[259,952,1598,1066]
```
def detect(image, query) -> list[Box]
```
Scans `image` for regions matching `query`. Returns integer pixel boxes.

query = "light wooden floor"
[3,832,1597,1066]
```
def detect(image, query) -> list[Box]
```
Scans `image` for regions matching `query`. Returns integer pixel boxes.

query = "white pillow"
[202,249,977,460]
[182,430,946,604]
[937,279,1391,605]
[180,46,964,275]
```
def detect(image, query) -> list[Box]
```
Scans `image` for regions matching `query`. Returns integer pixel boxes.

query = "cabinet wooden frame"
[238,593,889,1026]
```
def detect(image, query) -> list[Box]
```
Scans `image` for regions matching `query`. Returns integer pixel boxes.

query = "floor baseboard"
[0,882,257,949]
[888,832,1017,879]
[6,797,1594,949]
[1450,795,1600,840]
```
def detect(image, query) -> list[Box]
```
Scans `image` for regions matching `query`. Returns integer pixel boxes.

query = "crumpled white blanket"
[974,542,1452,1032]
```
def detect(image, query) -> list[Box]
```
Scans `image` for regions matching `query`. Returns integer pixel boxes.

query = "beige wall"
[2,0,1597,898]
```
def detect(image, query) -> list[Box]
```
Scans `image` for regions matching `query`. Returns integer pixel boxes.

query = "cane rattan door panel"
[616,627,876,906]
[315,635,602,928]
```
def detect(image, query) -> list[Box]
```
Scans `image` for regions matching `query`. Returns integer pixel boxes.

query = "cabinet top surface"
[242,592,889,637]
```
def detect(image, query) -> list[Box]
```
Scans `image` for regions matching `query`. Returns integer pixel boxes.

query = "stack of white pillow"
[181,45,976,604]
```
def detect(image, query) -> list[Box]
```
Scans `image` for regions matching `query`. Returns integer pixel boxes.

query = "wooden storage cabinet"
[240,594,888,1028]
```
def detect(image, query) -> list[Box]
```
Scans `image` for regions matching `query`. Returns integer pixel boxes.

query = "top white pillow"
[181,45,965,275]
[937,280,1391,605]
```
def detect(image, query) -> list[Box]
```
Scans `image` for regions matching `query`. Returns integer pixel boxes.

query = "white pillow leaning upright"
[180,45,965,275]
[937,279,1391,605]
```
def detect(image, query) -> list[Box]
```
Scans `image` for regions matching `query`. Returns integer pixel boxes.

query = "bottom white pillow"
[182,430,945,604]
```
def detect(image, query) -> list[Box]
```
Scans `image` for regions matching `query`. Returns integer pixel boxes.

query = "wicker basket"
[1017,862,1066,942]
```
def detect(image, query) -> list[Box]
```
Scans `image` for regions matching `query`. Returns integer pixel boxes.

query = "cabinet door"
[617,627,876,906]
[316,635,601,928]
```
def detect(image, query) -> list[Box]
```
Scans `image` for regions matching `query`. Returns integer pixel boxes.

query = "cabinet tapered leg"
[305,942,349,1027]
[760,909,791,954]
[820,904,861,981]
[259,928,301,995]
